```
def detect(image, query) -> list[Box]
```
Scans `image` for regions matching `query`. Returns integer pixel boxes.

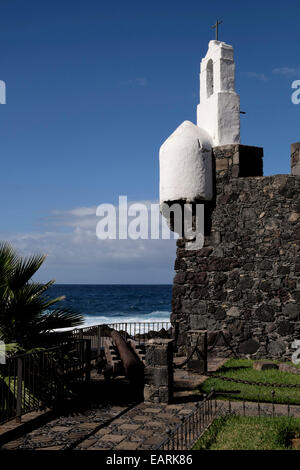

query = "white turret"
[197,40,240,146]
[159,121,213,204]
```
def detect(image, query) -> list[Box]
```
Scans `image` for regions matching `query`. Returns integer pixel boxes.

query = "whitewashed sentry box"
[159,120,213,205]
[197,40,240,146]
[159,39,240,207]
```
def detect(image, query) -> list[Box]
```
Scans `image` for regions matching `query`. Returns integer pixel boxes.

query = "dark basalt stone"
[283,303,300,320]
[277,321,295,337]
[170,144,300,360]
[239,339,260,354]
[255,304,274,322]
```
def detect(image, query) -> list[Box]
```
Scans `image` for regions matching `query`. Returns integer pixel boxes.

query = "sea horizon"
[53,283,173,286]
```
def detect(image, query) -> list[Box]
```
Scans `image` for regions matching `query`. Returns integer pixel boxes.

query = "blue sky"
[0,0,299,283]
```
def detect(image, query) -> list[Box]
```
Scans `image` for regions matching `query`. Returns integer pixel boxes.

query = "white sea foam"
[55,311,171,333]
[81,311,171,328]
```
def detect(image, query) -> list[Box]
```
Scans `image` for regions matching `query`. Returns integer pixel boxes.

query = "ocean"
[48,284,172,327]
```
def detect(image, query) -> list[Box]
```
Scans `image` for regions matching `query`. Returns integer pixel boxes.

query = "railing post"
[195,402,198,436]
[166,428,171,451]
[97,325,101,358]
[203,394,207,426]
[16,358,23,423]
[85,339,91,381]
[57,346,65,399]
[271,390,275,417]
[180,416,184,449]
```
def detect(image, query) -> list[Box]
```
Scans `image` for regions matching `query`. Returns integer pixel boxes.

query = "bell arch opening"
[206,59,214,98]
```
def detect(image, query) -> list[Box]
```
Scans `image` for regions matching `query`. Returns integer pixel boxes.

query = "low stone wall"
[144,339,174,404]
[172,145,300,360]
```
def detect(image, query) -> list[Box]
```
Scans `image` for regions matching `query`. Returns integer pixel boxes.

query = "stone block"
[233,152,239,165]
[213,145,263,178]
[216,159,228,171]
[277,321,294,337]
[289,212,299,222]
[145,343,173,367]
[267,341,286,356]
[278,363,300,374]
[227,306,240,317]
[143,385,156,403]
[283,303,300,320]
[159,387,171,403]
[190,314,207,330]
[239,339,259,354]
[144,366,170,387]
[255,304,274,322]
[253,361,279,371]
[232,165,239,177]
[291,142,300,175]
[186,330,207,373]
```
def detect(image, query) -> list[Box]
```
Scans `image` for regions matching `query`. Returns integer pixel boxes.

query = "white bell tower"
[197,40,240,146]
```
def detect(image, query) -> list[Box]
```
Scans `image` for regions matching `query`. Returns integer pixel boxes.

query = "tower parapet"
[291,143,300,176]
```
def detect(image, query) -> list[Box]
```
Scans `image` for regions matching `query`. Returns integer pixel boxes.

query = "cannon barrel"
[110,329,144,382]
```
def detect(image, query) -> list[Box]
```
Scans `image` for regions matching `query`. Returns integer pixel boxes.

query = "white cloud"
[67,207,97,217]
[272,67,300,77]
[244,72,268,81]
[1,201,177,284]
[42,206,98,230]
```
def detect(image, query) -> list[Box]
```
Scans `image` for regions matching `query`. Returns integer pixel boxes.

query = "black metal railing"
[0,339,91,424]
[73,321,172,356]
[156,389,300,450]
[226,390,296,418]
[156,391,220,450]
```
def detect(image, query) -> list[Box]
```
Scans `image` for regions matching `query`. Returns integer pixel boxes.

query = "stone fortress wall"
[159,39,300,360]
[172,144,300,360]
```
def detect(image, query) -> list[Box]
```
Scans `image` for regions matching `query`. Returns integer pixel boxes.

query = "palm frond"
[9,254,47,290]
[0,242,18,294]
[0,242,84,350]
[37,308,84,330]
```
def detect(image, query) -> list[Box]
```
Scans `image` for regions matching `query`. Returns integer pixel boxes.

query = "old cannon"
[101,328,144,384]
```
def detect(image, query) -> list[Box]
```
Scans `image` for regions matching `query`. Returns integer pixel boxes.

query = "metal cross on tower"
[212,19,223,41]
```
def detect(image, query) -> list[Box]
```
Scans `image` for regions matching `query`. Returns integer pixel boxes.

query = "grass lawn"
[193,415,300,450]
[199,359,300,404]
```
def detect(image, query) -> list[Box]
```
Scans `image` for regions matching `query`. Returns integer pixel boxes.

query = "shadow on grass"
[216,365,252,374]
